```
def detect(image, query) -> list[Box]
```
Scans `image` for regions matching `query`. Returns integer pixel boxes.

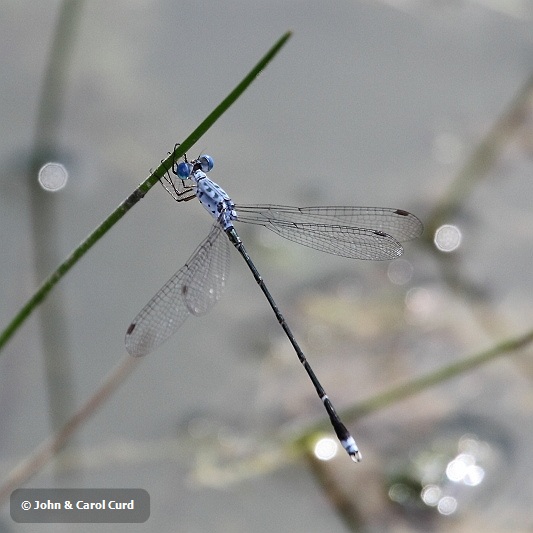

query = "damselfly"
[125,153,423,462]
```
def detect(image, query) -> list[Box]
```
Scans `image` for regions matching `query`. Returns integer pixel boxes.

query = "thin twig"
[0,355,140,503]
[0,31,292,356]
[425,73,533,237]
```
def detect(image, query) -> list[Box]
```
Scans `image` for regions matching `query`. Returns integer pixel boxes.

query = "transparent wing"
[262,221,403,260]
[234,205,423,260]
[235,205,423,242]
[125,223,230,356]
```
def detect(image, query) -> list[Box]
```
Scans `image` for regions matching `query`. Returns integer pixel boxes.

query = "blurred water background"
[1,1,533,531]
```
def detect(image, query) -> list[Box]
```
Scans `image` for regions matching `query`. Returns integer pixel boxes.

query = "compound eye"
[176,162,192,179]
[198,155,214,172]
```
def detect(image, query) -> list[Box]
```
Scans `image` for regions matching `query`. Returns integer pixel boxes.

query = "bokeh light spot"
[434,224,462,252]
[314,437,338,461]
[437,495,458,515]
[38,162,68,191]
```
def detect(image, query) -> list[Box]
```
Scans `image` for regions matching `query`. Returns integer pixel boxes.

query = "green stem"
[303,327,533,441]
[184,328,533,485]
[0,31,292,355]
